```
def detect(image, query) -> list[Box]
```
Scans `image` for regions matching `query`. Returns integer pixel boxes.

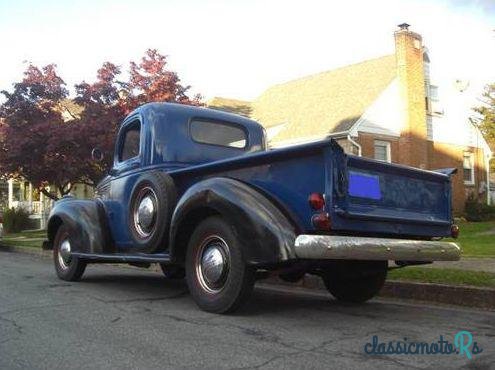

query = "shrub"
[2,207,31,233]
[465,194,495,222]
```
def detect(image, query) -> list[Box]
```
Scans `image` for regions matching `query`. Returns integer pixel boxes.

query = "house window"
[463,153,475,185]
[374,140,391,162]
[430,85,439,100]
[425,84,441,116]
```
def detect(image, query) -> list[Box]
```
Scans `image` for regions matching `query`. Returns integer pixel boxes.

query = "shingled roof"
[251,54,397,143]
[208,97,252,118]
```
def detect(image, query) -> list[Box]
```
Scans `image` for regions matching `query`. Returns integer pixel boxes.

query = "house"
[209,24,492,214]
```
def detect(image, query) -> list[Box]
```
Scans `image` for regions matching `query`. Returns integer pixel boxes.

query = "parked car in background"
[45,103,461,313]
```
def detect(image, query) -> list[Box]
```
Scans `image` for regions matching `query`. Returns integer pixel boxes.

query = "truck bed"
[168,139,453,239]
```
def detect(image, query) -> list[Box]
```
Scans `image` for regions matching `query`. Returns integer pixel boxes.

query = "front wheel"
[321,261,387,303]
[53,225,87,281]
[185,216,255,313]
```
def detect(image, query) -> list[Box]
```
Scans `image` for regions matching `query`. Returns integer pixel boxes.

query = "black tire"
[128,171,177,252]
[185,216,256,313]
[322,261,387,303]
[53,225,87,281]
[279,271,306,283]
[159,264,185,279]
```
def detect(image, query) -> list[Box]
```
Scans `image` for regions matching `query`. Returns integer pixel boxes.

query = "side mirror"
[91,148,104,162]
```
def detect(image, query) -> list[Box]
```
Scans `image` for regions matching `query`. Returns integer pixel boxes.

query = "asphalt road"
[1,251,494,370]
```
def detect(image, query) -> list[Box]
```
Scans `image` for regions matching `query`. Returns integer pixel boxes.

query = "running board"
[71,252,171,264]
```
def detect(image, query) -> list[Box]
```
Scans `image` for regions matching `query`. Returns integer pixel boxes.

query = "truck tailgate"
[330,154,453,237]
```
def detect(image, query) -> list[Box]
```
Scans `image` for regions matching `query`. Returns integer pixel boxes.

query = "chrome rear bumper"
[294,235,461,261]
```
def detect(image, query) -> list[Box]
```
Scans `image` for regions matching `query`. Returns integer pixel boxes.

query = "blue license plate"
[348,171,381,200]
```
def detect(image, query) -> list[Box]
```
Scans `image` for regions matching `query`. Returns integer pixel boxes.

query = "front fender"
[170,177,297,264]
[47,197,113,254]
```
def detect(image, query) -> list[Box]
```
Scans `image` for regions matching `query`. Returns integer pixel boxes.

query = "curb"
[0,244,51,258]
[2,245,494,310]
[262,274,495,310]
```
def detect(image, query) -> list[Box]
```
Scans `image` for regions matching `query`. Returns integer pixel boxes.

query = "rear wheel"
[53,225,87,281]
[159,264,185,279]
[185,216,255,313]
[321,261,387,303]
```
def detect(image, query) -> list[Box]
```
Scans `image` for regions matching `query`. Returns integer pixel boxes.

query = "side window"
[190,119,247,149]
[119,120,141,162]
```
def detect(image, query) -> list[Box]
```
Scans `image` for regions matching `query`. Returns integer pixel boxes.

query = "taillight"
[308,192,325,210]
[312,212,331,230]
[451,224,460,239]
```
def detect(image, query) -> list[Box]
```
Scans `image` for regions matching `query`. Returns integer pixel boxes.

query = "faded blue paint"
[96,103,454,252]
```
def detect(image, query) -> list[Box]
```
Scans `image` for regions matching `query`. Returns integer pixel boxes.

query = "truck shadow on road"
[78,269,389,318]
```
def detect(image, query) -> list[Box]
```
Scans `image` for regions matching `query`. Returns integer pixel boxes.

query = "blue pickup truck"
[46,103,460,313]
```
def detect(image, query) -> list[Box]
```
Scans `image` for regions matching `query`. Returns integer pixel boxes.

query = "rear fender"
[169,177,297,265]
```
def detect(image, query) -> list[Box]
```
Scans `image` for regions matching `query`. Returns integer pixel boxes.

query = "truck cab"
[46,102,461,313]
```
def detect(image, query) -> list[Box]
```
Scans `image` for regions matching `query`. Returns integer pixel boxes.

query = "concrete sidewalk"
[391,257,495,273]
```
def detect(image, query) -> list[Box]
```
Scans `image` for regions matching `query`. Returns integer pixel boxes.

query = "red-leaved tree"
[0,64,93,199]
[74,62,127,185]
[73,49,203,181]
[0,49,203,199]
[127,49,202,107]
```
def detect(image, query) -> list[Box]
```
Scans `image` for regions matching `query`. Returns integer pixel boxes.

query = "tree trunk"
[58,183,72,198]
[40,188,59,201]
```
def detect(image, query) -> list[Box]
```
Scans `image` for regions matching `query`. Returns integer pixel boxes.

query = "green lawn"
[389,267,495,288]
[447,221,495,258]
[1,229,46,248]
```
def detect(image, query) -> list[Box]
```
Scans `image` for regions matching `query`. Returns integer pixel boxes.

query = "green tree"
[473,83,495,171]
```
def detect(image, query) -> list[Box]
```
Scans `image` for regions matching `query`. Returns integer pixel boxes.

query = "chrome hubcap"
[58,238,71,269]
[133,187,157,238]
[196,236,230,293]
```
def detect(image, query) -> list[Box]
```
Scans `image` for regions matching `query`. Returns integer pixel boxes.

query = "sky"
[0,0,494,103]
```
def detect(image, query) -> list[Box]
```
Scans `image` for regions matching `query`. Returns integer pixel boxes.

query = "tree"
[0,50,203,199]
[127,49,202,107]
[0,64,90,200]
[473,82,495,171]
[74,49,203,181]
[74,62,127,185]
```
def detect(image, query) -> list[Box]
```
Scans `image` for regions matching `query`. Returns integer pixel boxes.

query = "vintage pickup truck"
[45,102,461,313]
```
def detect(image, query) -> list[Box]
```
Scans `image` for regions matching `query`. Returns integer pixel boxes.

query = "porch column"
[28,183,33,212]
[8,179,13,209]
[40,190,44,213]
[39,190,45,229]
[19,181,25,202]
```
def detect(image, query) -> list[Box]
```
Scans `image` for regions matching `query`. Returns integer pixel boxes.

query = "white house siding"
[429,83,491,154]
[354,77,491,159]
[352,79,403,137]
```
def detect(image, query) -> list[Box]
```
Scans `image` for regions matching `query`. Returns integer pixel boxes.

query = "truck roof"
[121,102,266,166]
[127,102,263,133]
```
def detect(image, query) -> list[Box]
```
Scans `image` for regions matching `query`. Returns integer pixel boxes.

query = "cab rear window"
[190,119,247,149]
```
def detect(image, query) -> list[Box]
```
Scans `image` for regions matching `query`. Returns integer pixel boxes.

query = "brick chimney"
[394,23,428,169]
